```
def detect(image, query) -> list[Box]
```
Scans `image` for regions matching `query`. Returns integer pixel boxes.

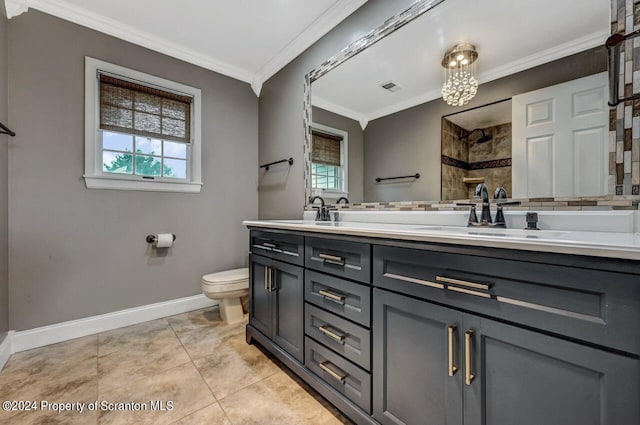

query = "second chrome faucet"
[458,184,520,228]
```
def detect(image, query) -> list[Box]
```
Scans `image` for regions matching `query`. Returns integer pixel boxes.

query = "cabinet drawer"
[305,270,371,327]
[305,237,370,283]
[251,230,303,266]
[373,245,640,355]
[305,303,371,371]
[305,337,371,414]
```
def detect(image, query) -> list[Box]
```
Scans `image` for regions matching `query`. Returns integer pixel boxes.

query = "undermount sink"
[418,226,568,239]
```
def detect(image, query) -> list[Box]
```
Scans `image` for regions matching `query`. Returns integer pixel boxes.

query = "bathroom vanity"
[244,220,640,425]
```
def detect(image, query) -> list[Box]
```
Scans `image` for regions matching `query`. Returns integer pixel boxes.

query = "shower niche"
[441,99,512,200]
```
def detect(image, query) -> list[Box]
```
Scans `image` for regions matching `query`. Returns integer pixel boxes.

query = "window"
[311,124,348,196]
[84,57,202,192]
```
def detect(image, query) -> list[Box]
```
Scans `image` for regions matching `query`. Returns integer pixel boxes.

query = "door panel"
[249,255,272,337]
[513,72,608,197]
[373,289,463,425]
[272,261,304,362]
[464,315,640,425]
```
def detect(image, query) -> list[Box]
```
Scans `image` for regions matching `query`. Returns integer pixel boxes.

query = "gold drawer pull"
[383,272,444,289]
[465,330,475,385]
[448,325,458,377]
[319,325,346,343]
[319,361,347,383]
[262,242,278,249]
[447,286,491,299]
[436,276,490,291]
[318,289,346,304]
[319,253,345,265]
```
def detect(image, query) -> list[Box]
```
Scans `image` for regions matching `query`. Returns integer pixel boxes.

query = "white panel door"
[512,72,608,198]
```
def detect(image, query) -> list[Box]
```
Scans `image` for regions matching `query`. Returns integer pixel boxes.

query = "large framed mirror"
[304,0,609,206]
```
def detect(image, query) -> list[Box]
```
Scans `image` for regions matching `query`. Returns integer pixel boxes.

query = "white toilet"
[201,267,249,325]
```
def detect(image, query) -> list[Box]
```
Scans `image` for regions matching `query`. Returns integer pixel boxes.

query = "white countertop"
[243,219,640,261]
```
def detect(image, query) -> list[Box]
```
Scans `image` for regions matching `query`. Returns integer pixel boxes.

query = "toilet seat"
[201,268,249,293]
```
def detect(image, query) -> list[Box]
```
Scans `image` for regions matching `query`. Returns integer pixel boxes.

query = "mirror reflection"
[441,99,512,200]
[308,0,609,203]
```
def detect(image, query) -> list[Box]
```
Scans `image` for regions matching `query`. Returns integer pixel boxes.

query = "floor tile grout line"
[166,308,239,425]
[215,366,281,404]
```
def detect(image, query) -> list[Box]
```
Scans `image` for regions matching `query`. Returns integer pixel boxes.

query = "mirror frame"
[303,0,445,206]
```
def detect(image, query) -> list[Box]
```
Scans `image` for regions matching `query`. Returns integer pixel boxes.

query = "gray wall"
[258,0,416,219]
[0,0,8,341]
[8,11,258,330]
[363,47,607,202]
[312,106,364,203]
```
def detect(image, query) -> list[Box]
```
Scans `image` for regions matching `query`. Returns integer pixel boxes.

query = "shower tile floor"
[0,307,353,424]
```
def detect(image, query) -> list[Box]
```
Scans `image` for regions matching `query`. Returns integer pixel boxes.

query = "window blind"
[99,73,192,143]
[311,131,342,166]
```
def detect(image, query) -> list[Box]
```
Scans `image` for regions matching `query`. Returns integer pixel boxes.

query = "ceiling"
[311,0,609,128]
[4,0,367,96]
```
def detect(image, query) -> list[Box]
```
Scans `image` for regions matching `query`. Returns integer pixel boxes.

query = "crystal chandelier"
[441,43,479,107]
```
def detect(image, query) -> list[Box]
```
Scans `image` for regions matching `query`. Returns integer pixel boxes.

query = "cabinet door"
[249,254,272,338]
[272,260,304,362]
[464,315,640,425]
[373,288,463,425]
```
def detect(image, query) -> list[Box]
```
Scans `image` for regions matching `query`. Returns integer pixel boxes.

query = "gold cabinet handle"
[319,325,346,343]
[269,267,276,292]
[264,266,269,291]
[436,276,490,291]
[319,361,347,383]
[318,289,346,304]
[448,325,458,377]
[263,242,278,249]
[319,253,345,265]
[465,330,475,385]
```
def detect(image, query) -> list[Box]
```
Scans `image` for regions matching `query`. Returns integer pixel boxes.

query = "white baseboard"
[11,295,218,354]
[0,331,13,370]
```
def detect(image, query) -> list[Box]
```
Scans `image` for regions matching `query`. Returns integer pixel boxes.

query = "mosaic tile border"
[308,197,640,212]
[441,155,512,170]
[303,0,446,206]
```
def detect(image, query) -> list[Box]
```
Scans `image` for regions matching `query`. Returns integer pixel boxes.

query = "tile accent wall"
[331,197,639,212]
[611,0,640,195]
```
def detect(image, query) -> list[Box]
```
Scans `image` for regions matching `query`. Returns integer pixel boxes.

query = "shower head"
[461,128,493,144]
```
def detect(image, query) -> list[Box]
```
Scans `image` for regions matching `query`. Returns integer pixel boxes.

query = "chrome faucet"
[474,184,492,223]
[458,185,520,228]
[309,196,330,221]
[330,197,349,222]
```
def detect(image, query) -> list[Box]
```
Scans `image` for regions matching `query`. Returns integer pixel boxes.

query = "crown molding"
[253,0,367,89]
[476,29,609,88]
[5,0,368,97]
[312,95,369,129]
[357,30,609,123]
[5,0,28,18]
[5,0,255,84]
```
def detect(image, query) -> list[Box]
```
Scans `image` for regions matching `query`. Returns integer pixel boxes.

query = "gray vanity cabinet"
[373,287,640,425]
[373,288,463,425]
[463,315,640,425]
[249,253,304,362]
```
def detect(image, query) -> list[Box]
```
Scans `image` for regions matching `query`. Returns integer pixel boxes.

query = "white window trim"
[310,122,349,199]
[84,56,203,193]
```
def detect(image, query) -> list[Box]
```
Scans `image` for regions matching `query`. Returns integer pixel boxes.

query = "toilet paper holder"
[146,234,176,244]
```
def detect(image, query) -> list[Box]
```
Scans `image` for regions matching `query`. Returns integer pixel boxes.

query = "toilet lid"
[202,267,249,284]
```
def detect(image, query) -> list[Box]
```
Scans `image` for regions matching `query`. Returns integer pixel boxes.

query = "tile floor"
[0,307,353,424]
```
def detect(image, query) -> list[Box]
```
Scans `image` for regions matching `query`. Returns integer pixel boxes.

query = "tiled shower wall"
[612,0,640,195]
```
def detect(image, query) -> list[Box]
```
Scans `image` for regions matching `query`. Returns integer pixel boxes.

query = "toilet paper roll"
[155,233,174,248]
